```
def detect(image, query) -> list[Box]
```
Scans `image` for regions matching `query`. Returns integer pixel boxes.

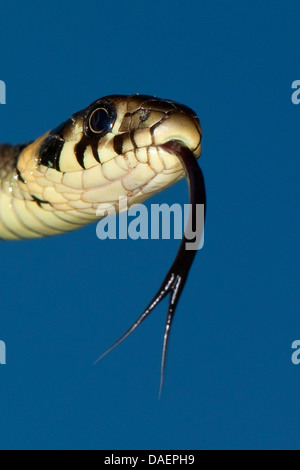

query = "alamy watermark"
[95,197,205,250]
[0,340,6,364]
[291,340,300,365]
[291,80,300,105]
[0,80,6,104]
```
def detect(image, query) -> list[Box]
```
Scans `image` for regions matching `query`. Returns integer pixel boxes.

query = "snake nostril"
[139,109,151,122]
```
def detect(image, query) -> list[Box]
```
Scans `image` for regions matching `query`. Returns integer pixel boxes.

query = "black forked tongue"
[94,140,206,397]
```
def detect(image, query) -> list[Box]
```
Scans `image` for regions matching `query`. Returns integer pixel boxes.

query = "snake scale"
[0,94,206,392]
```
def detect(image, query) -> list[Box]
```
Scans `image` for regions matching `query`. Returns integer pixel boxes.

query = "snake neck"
[0,143,28,181]
[0,138,102,240]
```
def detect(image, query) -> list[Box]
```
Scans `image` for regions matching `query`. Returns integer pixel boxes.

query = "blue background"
[0,0,299,450]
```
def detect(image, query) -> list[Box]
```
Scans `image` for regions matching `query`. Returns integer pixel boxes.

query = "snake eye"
[88,105,116,135]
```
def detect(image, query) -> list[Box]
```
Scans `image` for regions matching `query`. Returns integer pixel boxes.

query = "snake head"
[68,94,202,208]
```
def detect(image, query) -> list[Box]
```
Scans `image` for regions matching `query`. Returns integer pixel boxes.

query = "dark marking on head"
[130,131,138,150]
[91,141,101,163]
[113,134,123,155]
[149,113,169,137]
[70,100,118,167]
[16,167,26,183]
[39,135,64,171]
[74,139,86,168]
[31,195,50,207]
[74,134,102,168]
[38,119,76,171]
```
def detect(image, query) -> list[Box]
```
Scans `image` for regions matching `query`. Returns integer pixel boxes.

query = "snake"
[0,94,206,392]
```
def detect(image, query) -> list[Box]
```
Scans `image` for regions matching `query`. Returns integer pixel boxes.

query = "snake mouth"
[160,140,205,189]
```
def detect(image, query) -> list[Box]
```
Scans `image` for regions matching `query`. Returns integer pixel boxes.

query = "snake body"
[0,95,201,240]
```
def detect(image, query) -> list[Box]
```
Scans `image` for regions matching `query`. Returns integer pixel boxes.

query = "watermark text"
[291,340,300,365]
[0,340,6,364]
[291,80,300,105]
[0,80,6,104]
[96,197,204,250]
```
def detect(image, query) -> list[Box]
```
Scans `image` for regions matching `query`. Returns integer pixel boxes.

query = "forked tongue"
[94,140,206,397]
